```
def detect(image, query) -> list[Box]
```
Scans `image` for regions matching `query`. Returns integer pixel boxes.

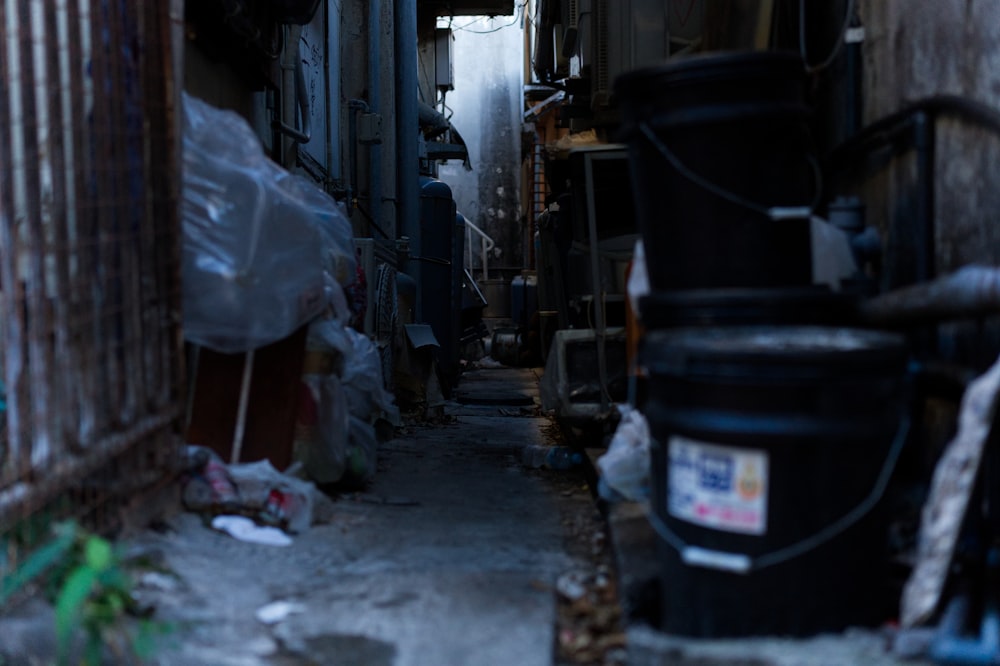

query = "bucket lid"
[641,325,908,379]
[614,50,806,100]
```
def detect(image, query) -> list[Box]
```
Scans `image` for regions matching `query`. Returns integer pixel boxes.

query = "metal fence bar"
[0,0,183,536]
[0,0,17,485]
[18,0,58,473]
[67,0,99,448]
[44,0,76,455]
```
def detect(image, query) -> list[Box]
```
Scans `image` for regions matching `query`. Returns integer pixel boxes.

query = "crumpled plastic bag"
[293,372,350,485]
[227,459,316,534]
[810,216,858,290]
[180,93,327,352]
[596,405,651,502]
[341,327,399,424]
[284,174,358,289]
[340,416,378,489]
[305,312,353,372]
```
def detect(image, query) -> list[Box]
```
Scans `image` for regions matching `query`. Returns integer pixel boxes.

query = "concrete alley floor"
[124,366,618,666]
[0,365,936,665]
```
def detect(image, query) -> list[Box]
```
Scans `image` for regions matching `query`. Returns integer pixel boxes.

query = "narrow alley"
[119,366,619,666]
[5,2,1000,666]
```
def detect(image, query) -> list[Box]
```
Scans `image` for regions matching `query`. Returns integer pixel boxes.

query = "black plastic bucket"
[638,286,859,330]
[615,52,816,291]
[641,326,908,637]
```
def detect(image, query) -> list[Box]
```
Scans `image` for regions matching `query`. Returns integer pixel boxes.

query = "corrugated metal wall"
[0,0,183,536]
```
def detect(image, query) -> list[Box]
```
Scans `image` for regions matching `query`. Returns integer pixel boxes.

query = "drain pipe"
[860,265,1000,326]
[368,0,383,233]
[394,0,419,302]
[347,99,370,215]
[830,94,1000,288]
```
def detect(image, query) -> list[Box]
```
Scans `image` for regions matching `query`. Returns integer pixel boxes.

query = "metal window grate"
[0,0,184,542]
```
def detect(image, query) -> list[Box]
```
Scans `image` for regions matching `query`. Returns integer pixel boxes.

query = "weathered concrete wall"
[857,0,1000,365]
[859,1,1000,274]
[435,17,525,273]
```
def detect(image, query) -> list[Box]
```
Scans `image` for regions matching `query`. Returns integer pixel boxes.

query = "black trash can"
[641,326,908,637]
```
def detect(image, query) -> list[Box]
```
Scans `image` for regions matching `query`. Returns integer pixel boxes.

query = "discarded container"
[480,278,512,319]
[490,327,521,366]
[615,52,815,290]
[511,272,538,329]
[641,325,908,637]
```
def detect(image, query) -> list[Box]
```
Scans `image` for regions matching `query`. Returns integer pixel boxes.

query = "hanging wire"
[800,0,856,74]
[453,0,528,34]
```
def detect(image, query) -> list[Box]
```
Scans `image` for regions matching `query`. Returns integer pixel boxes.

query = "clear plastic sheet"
[181,93,328,352]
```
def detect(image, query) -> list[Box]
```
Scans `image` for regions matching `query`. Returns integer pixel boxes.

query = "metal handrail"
[464,217,495,280]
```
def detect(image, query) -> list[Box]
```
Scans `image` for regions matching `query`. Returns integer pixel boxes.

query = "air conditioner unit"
[591,0,671,107]
[540,327,627,424]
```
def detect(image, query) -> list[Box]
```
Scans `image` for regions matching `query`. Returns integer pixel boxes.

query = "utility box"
[435,28,455,92]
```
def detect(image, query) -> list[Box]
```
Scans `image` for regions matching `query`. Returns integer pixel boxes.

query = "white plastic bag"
[181,93,327,352]
[596,405,651,502]
[341,327,399,423]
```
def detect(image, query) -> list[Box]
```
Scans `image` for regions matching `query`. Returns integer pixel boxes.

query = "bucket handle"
[637,121,822,222]
[647,414,911,574]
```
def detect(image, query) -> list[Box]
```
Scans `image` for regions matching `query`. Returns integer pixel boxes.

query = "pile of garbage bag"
[180,92,357,353]
[180,93,398,491]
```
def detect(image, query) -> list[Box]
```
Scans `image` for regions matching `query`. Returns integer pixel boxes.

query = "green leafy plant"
[2,520,173,665]
[1,520,78,606]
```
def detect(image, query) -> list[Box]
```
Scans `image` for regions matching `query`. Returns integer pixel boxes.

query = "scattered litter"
[556,571,589,601]
[182,446,341,537]
[211,515,293,547]
[227,459,317,534]
[182,445,240,512]
[476,356,506,369]
[137,571,180,593]
[255,600,306,625]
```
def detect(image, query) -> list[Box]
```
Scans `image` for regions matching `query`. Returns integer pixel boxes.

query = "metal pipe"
[830,94,1000,169]
[230,349,255,464]
[368,0,382,233]
[294,42,311,140]
[347,99,370,215]
[394,0,419,276]
[278,25,301,164]
[860,265,1000,326]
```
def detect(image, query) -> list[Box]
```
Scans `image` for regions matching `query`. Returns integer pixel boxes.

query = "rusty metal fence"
[0,1,184,539]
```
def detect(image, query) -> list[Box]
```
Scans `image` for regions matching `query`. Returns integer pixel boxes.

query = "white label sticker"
[668,436,769,535]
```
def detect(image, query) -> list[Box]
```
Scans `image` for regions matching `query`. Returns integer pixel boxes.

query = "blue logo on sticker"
[699,454,733,492]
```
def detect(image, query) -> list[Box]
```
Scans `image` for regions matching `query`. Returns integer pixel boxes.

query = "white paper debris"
[211,515,293,547]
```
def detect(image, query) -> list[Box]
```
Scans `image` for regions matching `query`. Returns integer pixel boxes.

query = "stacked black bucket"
[614,52,909,637]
